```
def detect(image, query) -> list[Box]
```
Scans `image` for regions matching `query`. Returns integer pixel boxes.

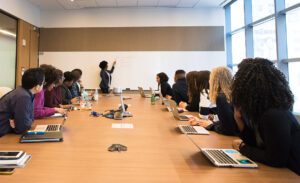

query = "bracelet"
[239,142,245,151]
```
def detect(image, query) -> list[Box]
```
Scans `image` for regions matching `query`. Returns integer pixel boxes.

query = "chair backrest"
[0,87,13,98]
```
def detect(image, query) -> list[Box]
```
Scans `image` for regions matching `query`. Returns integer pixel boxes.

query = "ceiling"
[27,0,224,10]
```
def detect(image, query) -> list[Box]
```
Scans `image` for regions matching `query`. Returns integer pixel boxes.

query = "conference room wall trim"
[39,27,224,52]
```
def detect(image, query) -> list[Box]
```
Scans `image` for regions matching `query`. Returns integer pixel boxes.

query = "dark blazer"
[172,78,188,104]
[160,82,173,98]
[61,84,73,105]
[206,93,238,136]
[240,109,300,175]
[99,66,115,93]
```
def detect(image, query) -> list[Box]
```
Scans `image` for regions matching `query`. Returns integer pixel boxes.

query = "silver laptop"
[168,99,189,121]
[34,114,68,132]
[138,87,151,98]
[201,148,258,168]
[162,98,172,112]
[178,125,210,135]
[186,135,258,168]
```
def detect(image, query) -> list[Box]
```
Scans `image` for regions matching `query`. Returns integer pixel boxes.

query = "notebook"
[20,132,63,143]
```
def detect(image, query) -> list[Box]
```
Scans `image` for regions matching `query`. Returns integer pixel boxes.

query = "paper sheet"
[112,123,134,129]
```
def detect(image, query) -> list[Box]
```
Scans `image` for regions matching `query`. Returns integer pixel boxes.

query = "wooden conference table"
[0,94,299,183]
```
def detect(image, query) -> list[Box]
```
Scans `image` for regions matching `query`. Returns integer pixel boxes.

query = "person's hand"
[232,139,244,151]
[179,102,187,109]
[234,107,245,132]
[166,95,172,100]
[189,117,200,126]
[71,97,79,104]
[55,108,66,115]
[9,119,15,129]
[113,60,117,66]
[197,119,213,128]
[60,104,72,110]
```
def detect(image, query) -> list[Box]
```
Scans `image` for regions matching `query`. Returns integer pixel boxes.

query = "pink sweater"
[34,89,56,119]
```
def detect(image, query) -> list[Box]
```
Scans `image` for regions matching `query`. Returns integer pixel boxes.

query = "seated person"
[61,71,79,105]
[179,71,210,112]
[70,69,83,98]
[156,72,173,99]
[172,70,188,104]
[231,58,300,175]
[34,65,66,119]
[190,67,238,136]
[44,69,63,108]
[0,68,44,137]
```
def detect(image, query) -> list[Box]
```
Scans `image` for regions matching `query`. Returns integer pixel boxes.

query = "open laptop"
[162,98,172,112]
[120,94,132,118]
[186,135,258,168]
[168,99,190,121]
[178,125,210,135]
[33,114,68,132]
[138,87,151,98]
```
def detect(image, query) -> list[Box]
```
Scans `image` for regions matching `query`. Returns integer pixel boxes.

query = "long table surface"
[0,94,299,182]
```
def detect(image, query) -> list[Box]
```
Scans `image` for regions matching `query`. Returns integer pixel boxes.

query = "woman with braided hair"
[231,58,300,175]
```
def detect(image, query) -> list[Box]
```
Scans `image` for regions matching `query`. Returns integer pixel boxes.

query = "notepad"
[112,123,134,129]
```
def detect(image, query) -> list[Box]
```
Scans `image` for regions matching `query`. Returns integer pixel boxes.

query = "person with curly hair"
[190,67,238,136]
[231,58,300,175]
[156,72,173,99]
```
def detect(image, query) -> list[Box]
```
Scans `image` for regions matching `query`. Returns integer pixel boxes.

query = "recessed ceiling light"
[70,0,74,2]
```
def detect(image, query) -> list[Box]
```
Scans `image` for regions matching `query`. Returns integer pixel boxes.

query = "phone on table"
[0,151,24,160]
[0,168,15,175]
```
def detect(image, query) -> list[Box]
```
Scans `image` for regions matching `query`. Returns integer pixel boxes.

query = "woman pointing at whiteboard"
[99,60,116,93]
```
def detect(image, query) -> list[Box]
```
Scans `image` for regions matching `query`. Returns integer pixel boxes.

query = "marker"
[27,131,45,135]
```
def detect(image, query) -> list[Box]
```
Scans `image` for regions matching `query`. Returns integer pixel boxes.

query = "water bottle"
[94,89,99,101]
[151,92,155,105]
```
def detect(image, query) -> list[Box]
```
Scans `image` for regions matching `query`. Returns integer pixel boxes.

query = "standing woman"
[231,58,300,175]
[99,60,116,93]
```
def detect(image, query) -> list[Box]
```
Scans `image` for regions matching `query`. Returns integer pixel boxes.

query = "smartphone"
[0,151,24,160]
[0,168,15,175]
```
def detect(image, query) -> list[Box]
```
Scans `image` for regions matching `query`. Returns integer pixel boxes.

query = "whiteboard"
[39,51,226,90]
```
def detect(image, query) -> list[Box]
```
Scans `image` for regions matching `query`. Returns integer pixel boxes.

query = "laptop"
[162,98,172,112]
[34,114,67,132]
[138,87,151,98]
[168,99,190,121]
[20,115,67,143]
[178,125,210,135]
[186,135,258,168]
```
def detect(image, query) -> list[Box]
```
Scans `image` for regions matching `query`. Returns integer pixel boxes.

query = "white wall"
[39,51,226,90]
[40,7,224,27]
[39,7,226,89]
[0,0,40,26]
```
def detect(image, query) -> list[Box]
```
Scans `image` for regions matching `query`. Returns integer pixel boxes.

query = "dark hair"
[175,70,186,80]
[232,58,294,122]
[198,71,210,95]
[22,68,45,89]
[40,64,59,87]
[55,69,63,82]
[71,69,82,81]
[186,71,210,103]
[238,57,274,69]
[99,61,108,70]
[157,72,169,83]
[63,71,74,82]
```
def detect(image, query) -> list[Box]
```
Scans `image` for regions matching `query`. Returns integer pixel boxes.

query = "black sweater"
[160,82,173,98]
[206,93,238,136]
[240,109,300,175]
[172,79,188,104]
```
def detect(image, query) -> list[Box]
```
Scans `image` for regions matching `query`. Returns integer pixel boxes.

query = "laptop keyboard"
[182,126,197,133]
[205,150,237,164]
[46,125,60,132]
